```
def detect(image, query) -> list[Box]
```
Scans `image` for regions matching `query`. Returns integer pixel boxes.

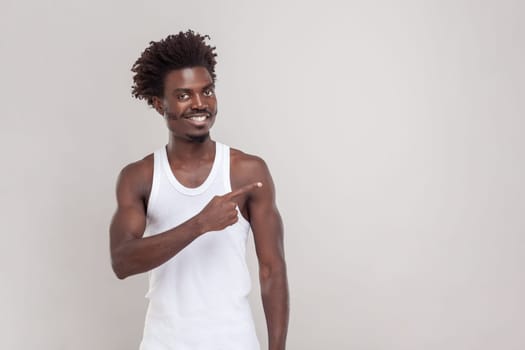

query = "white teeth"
[190,116,207,122]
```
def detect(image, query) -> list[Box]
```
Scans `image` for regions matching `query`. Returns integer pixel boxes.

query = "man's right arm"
[109,161,262,280]
[109,161,205,279]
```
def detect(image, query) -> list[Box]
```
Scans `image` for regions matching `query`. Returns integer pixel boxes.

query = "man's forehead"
[164,67,213,90]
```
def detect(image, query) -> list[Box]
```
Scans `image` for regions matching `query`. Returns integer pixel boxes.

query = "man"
[109,30,289,350]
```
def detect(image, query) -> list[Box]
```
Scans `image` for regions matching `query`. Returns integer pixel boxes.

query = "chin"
[187,132,210,143]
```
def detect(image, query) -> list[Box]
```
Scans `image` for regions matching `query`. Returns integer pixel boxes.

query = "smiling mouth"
[184,113,210,122]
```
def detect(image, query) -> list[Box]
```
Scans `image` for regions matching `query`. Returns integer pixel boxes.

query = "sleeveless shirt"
[139,141,261,350]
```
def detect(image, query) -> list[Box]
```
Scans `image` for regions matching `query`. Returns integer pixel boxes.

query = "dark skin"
[109,67,289,350]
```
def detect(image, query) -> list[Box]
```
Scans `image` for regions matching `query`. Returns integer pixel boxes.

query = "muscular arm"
[246,158,290,350]
[110,160,258,279]
[109,162,206,279]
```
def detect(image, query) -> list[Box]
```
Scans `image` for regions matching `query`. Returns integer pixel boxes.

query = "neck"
[167,133,215,161]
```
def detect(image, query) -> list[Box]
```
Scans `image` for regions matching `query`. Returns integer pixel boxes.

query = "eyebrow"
[172,83,215,94]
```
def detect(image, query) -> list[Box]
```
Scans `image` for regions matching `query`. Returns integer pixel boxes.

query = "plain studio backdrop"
[1,1,524,349]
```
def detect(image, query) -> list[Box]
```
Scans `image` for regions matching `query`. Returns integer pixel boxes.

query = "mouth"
[183,113,210,122]
[183,113,212,127]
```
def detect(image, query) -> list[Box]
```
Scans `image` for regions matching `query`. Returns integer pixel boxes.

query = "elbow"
[259,260,288,297]
[113,267,128,280]
[112,260,128,280]
[260,259,287,281]
[111,239,143,280]
[111,252,131,280]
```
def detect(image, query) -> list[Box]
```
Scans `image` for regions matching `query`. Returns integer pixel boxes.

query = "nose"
[191,93,208,110]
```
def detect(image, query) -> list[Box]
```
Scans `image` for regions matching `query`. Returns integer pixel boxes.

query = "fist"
[197,182,262,233]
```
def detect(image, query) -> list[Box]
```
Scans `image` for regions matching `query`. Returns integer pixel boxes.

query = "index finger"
[224,182,263,200]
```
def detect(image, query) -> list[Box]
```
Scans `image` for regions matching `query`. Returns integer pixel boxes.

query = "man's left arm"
[248,158,289,350]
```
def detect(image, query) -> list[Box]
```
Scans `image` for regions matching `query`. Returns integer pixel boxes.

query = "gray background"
[1,0,524,349]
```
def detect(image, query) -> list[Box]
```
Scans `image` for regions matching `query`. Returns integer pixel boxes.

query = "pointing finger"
[224,182,263,200]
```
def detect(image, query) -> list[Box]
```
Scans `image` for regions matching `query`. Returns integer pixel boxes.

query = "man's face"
[155,66,217,142]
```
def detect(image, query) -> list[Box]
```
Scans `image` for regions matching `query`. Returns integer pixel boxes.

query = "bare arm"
[109,162,204,279]
[109,161,261,279]
[248,158,289,350]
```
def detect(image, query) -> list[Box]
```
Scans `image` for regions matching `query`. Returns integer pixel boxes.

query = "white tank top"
[139,141,260,350]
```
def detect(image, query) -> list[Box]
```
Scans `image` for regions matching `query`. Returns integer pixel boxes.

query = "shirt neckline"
[161,142,222,196]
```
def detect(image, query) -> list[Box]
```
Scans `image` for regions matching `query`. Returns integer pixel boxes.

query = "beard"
[187,132,210,143]
[164,109,214,143]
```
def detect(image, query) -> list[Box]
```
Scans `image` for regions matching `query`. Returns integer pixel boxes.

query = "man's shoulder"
[230,147,267,168]
[229,147,271,181]
[119,153,154,177]
[116,153,154,196]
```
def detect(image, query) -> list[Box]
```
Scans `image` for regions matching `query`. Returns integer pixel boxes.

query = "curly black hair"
[131,30,218,107]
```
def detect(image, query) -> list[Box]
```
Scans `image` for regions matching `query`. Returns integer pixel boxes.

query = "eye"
[203,88,215,97]
[177,93,190,101]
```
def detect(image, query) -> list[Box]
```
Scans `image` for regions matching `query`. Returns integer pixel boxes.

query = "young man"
[109,30,289,350]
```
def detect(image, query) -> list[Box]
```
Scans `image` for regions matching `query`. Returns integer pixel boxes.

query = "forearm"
[112,215,204,279]
[260,263,290,350]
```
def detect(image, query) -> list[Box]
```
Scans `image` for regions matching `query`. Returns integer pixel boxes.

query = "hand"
[196,182,263,233]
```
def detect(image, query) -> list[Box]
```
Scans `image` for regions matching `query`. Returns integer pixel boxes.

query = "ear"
[152,96,165,116]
